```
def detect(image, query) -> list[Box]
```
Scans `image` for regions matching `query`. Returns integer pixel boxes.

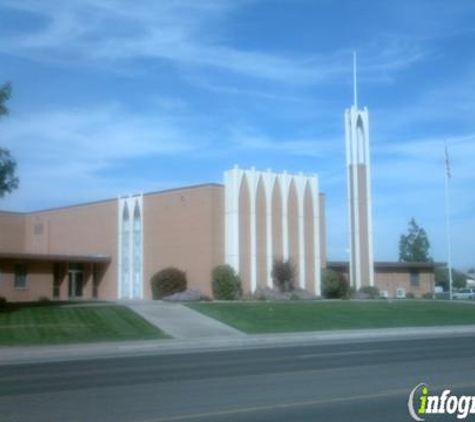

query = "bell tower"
[345,52,374,289]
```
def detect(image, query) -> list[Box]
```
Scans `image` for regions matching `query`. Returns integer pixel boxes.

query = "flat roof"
[1,183,224,215]
[0,252,111,264]
[327,261,445,270]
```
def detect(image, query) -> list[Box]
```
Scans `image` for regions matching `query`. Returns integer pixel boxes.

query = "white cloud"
[0,0,429,84]
[0,102,209,211]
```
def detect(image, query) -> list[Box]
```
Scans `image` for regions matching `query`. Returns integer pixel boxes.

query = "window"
[410,270,420,287]
[14,264,27,289]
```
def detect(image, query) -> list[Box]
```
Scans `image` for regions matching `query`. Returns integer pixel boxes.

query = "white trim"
[224,168,322,295]
[118,194,143,300]
[351,108,361,290]
[344,105,374,291]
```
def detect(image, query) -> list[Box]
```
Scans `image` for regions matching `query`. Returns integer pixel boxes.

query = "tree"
[211,264,242,300]
[399,218,432,262]
[435,267,467,291]
[0,82,18,198]
[322,269,350,299]
[271,259,296,293]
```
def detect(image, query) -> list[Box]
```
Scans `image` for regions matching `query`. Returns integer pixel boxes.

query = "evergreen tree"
[0,82,18,198]
[399,218,432,262]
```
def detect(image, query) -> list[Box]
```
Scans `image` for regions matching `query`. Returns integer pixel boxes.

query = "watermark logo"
[408,383,475,420]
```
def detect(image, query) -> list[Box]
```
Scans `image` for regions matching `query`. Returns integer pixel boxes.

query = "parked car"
[452,289,475,300]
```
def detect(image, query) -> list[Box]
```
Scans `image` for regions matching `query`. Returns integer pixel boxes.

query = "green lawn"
[0,302,168,346]
[187,301,475,334]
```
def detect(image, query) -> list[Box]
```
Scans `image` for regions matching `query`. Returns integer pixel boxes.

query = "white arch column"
[278,172,292,261]
[310,176,322,296]
[247,168,259,292]
[225,166,243,273]
[118,194,143,299]
[295,173,307,289]
[263,171,276,287]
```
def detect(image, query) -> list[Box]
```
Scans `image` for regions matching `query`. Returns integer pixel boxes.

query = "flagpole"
[444,140,454,301]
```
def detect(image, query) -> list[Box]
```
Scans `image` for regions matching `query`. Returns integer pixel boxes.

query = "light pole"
[444,140,454,300]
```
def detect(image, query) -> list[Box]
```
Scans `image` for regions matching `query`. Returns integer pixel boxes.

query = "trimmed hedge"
[322,268,350,299]
[151,267,187,299]
[271,259,296,293]
[358,286,380,299]
[212,265,242,300]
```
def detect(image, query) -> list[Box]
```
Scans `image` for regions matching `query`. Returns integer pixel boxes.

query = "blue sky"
[0,0,474,269]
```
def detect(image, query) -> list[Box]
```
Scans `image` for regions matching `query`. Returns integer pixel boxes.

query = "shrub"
[212,265,242,300]
[163,289,210,302]
[0,296,7,311]
[358,286,380,299]
[322,269,350,299]
[38,296,51,303]
[271,259,296,293]
[406,292,415,299]
[151,267,187,299]
[422,292,434,299]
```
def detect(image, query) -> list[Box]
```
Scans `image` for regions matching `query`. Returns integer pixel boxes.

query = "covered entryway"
[68,263,85,299]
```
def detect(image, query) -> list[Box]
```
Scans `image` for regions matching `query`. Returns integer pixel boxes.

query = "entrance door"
[68,264,84,299]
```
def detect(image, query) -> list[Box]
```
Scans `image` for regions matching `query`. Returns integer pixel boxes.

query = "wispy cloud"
[0,102,210,210]
[0,0,429,85]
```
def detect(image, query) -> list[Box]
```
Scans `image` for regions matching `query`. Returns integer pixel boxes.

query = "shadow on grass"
[0,299,108,314]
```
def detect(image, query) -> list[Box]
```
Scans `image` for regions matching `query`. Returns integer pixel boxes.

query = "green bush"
[322,269,350,299]
[271,259,296,293]
[406,292,415,299]
[151,267,187,299]
[212,265,242,300]
[0,296,7,311]
[358,286,380,299]
[422,292,433,299]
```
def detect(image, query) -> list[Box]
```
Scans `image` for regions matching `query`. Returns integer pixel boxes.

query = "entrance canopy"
[0,252,111,264]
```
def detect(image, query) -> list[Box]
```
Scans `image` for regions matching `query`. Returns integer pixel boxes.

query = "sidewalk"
[122,300,245,339]
[2,324,475,366]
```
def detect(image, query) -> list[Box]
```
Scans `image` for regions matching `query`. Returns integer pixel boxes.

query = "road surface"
[2,335,475,421]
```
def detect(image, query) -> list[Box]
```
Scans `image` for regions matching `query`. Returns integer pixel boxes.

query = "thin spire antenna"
[353,51,358,109]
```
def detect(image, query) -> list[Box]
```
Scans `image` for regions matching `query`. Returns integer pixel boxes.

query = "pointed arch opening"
[288,179,299,273]
[256,176,267,288]
[304,182,315,292]
[271,178,283,265]
[121,203,130,299]
[239,175,251,293]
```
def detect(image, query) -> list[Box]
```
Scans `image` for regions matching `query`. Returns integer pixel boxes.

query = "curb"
[1,325,475,366]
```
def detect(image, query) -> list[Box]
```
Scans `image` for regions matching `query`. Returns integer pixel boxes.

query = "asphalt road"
[2,335,475,421]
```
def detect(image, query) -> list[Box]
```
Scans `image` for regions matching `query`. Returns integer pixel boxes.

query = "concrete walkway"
[122,300,246,339]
